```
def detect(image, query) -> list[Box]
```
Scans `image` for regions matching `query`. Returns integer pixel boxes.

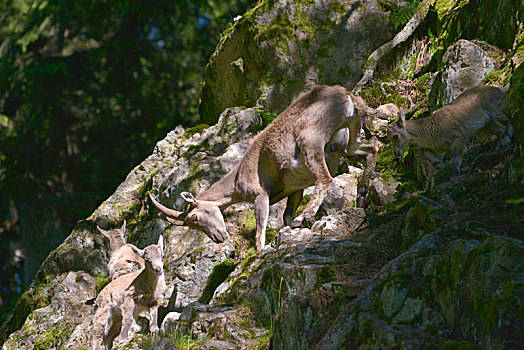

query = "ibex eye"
[393,135,399,140]
[191,214,198,222]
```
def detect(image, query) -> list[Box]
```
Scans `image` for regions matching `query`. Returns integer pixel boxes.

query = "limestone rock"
[368,172,401,206]
[429,39,501,110]
[318,168,362,216]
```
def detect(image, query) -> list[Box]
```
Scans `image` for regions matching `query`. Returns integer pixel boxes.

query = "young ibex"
[97,221,145,279]
[92,236,165,350]
[150,85,377,251]
[387,85,513,178]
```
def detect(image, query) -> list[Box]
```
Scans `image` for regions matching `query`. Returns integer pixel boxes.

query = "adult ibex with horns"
[150,85,378,251]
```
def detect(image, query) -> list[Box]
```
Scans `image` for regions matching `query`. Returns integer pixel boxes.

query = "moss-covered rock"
[434,0,522,63]
[504,62,524,148]
[200,0,394,123]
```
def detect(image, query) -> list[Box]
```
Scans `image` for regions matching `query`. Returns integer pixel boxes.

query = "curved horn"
[149,193,186,220]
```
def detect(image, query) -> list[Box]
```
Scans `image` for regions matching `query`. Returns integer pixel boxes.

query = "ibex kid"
[387,85,513,179]
[92,236,166,350]
[97,221,145,279]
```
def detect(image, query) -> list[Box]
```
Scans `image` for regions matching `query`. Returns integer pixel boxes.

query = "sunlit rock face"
[2,0,524,349]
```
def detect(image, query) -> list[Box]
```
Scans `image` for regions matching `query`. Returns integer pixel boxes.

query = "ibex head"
[130,235,164,276]
[387,109,411,157]
[97,220,127,250]
[149,192,228,244]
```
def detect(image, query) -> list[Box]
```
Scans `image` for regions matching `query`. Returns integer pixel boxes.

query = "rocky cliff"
[2,0,523,349]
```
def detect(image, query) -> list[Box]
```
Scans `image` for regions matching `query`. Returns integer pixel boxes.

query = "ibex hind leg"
[115,298,135,345]
[487,115,513,149]
[292,138,333,228]
[254,194,270,251]
[283,190,303,227]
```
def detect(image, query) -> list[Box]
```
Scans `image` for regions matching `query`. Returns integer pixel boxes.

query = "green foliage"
[391,0,421,30]
[316,265,336,286]
[255,109,278,129]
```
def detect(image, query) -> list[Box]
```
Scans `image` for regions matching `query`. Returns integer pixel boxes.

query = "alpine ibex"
[92,236,166,350]
[150,85,378,251]
[97,221,145,279]
[387,85,513,177]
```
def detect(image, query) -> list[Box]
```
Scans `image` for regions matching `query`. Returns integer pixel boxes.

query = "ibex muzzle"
[387,109,411,157]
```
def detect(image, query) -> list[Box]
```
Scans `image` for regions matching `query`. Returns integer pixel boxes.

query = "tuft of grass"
[139,330,204,350]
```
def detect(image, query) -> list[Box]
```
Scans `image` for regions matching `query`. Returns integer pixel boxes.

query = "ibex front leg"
[350,137,378,208]
[292,139,333,228]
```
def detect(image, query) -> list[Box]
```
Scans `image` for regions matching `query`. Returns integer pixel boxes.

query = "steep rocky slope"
[1,0,523,349]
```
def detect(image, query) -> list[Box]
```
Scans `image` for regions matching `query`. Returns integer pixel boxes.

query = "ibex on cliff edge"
[92,236,166,350]
[150,85,378,251]
[97,221,145,279]
[387,85,513,178]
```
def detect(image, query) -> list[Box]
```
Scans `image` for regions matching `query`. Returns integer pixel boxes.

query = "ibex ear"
[97,226,110,238]
[129,244,145,257]
[398,109,406,129]
[181,192,198,205]
[120,220,127,235]
[157,235,164,251]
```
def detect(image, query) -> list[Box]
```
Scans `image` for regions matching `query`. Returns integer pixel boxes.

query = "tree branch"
[354,0,436,92]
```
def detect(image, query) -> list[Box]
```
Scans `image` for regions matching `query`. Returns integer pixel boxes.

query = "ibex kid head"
[131,235,164,276]
[97,220,127,250]
[387,109,411,157]
[149,192,228,244]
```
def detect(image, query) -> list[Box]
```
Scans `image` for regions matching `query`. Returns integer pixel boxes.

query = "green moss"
[240,210,257,246]
[328,1,348,15]
[95,274,110,295]
[193,246,205,255]
[198,259,238,304]
[255,13,294,52]
[33,322,70,350]
[316,265,336,286]
[296,194,312,216]
[375,145,399,180]
[265,227,279,244]
[318,37,337,58]
[293,0,316,6]
[360,83,409,109]
[184,124,209,138]
[439,340,480,349]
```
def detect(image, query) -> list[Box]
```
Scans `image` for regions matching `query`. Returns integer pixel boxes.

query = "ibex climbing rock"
[387,85,513,178]
[92,236,166,350]
[150,85,378,251]
[97,221,145,279]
